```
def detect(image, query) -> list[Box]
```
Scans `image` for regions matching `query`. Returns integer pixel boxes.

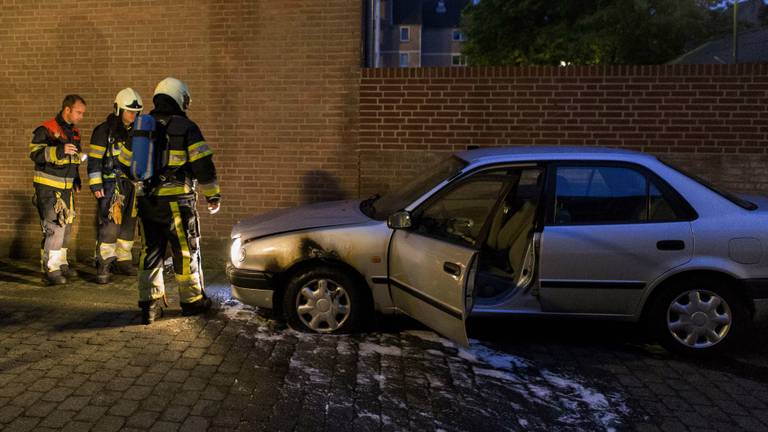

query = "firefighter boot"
[180,297,212,316]
[60,264,78,278]
[59,249,78,277]
[138,300,163,325]
[96,258,114,284]
[114,260,137,276]
[44,270,67,286]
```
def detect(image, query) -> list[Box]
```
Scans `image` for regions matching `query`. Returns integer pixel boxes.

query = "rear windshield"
[660,160,757,210]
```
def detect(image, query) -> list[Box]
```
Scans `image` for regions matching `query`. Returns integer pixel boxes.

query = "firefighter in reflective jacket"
[119,77,221,324]
[29,95,86,285]
[88,88,143,284]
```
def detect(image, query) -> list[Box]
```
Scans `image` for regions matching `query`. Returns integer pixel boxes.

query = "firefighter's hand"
[63,143,78,155]
[208,200,220,215]
[94,189,104,199]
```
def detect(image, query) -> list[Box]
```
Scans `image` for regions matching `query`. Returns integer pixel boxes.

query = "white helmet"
[114,87,143,115]
[154,77,191,111]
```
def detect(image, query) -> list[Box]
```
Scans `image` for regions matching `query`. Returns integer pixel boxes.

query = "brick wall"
[2,3,768,265]
[0,0,361,261]
[359,65,768,198]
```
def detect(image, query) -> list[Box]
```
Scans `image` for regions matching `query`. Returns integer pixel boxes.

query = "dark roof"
[671,26,768,64]
[423,0,468,28]
[394,0,422,25]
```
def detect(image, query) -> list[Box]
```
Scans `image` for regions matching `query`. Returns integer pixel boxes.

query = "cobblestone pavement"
[0,259,767,431]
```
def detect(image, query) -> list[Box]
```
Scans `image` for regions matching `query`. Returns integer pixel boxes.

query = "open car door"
[388,231,476,345]
[387,168,512,345]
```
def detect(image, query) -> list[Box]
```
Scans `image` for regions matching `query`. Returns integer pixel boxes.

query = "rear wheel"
[649,279,750,356]
[283,266,370,334]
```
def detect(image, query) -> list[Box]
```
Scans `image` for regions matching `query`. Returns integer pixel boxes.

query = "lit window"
[400,27,410,42]
[451,55,466,66]
[400,53,410,67]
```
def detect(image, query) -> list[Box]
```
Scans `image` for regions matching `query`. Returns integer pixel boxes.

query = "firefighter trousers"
[137,195,205,304]
[96,179,137,266]
[35,185,74,274]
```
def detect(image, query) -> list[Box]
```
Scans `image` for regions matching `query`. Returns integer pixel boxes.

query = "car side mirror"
[387,211,412,229]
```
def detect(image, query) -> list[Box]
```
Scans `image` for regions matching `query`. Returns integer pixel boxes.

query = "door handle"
[657,240,685,251]
[443,262,462,277]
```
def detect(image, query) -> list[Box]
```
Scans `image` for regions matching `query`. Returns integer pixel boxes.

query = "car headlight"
[230,237,245,264]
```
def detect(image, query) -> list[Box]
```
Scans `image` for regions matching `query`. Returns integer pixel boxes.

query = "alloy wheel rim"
[667,289,732,349]
[296,278,351,333]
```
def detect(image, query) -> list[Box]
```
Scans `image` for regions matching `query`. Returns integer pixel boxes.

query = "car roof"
[455,146,659,165]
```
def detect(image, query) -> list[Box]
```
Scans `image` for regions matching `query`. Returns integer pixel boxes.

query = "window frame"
[451,54,466,66]
[400,26,410,42]
[409,163,542,249]
[399,52,410,67]
[659,159,757,210]
[542,161,698,227]
[452,30,465,42]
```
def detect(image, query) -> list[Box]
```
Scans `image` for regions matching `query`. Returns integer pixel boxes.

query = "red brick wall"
[2,2,768,265]
[0,0,361,261]
[359,65,768,198]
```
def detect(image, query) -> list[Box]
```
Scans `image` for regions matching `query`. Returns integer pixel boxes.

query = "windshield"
[660,159,757,211]
[364,156,468,220]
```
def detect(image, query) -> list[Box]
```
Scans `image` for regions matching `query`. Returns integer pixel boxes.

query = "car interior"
[475,168,542,298]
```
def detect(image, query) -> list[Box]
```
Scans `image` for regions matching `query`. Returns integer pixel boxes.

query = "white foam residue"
[459,343,530,369]
[216,300,629,430]
[543,371,607,406]
[357,410,392,425]
[337,340,354,356]
[358,342,402,357]
[426,373,445,388]
[357,411,379,421]
[403,329,629,429]
[289,357,329,384]
[250,332,288,342]
[218,299,260,322]
[541,370,629,429]
[528,383,553,400]
[402,330,454,348]
[473,367,521,383]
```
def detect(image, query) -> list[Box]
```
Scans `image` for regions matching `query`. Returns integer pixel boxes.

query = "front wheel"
[649,279,751,356]
[282,266,370,334]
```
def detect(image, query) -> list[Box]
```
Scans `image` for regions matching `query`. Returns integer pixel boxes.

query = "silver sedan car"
[227,146,768,356]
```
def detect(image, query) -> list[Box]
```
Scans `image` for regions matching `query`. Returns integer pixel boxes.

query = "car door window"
[554,165,688,225]
[414,172,508,247]
[555,166,646,224]
[649,182,677,221]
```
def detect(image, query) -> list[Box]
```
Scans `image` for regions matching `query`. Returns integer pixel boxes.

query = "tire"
[282,265,371,334]
[649,278,751,356]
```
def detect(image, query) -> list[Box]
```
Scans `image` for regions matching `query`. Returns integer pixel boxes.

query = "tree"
[461,0,727,65]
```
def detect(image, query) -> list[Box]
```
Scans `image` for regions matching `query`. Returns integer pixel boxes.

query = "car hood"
[232,200,370,240]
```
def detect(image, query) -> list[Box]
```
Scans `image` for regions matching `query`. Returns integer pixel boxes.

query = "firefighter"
[88,88,143,284]
[30,95,86,285]
[119,77,221,324]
